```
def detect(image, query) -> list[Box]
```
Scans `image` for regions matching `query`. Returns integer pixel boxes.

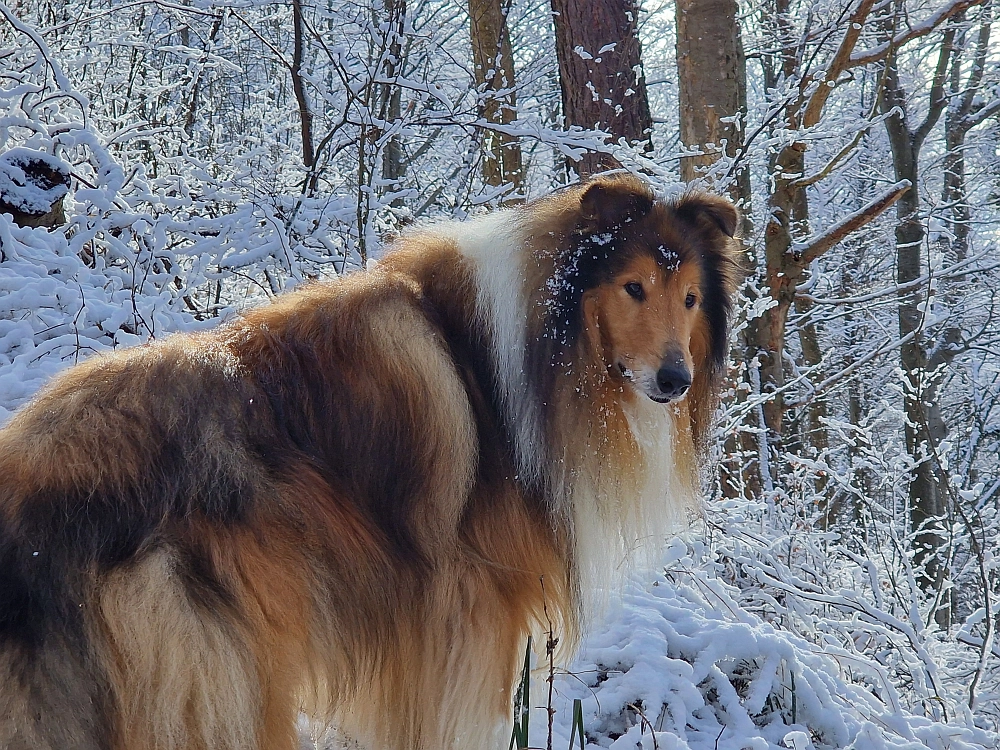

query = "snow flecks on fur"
[541,246,590,347]
[658,245,681,272]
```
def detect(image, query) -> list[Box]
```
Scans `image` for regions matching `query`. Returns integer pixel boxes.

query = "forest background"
[2,0,1000,747]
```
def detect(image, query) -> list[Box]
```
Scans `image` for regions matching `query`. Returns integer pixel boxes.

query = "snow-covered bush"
[536,541,996,750]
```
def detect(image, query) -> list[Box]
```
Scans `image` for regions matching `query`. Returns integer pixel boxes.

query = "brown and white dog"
[0,175,740,750]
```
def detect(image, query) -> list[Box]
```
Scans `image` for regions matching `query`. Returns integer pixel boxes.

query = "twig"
[849,0,984,67]
[628,703,659,750]
[540,577,558,750]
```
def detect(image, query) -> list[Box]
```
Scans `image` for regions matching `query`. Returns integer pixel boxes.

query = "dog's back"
[0,258,552,750]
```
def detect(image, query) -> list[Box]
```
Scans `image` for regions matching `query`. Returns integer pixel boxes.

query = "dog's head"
[564,175,741,408]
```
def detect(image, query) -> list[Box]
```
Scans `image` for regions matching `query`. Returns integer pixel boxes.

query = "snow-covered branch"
[792,180,911,265]
[849,0,985,67]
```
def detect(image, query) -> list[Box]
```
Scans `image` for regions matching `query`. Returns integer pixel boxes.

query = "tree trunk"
[675,0,746,195]
[942,124,971,267]
[880,49,952,629]
[291,0,314,169]
[794,291,828,455]
[0,152,70,229]
[835,237,873,532]
[549,0,652,176]
[751,0,801,455]
[380,0,406,197]
[757,140,807,441]
[674,0,754,496]
[469,0,524,194]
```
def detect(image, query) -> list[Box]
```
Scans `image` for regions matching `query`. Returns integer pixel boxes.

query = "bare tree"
[878,5,995,626]
[744,0,971,486]
[879,20,950,626]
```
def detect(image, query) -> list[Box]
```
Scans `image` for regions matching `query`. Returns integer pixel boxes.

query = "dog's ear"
[674,192,739,238]
[579,175,654,231]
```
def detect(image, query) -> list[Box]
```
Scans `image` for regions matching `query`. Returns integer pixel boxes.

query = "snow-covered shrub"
[0,15,203,416]
[0,147,70,225]
[538,541,997,750]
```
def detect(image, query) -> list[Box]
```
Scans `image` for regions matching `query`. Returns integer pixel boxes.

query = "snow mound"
[535,540,995,750]
[0,147,70,215]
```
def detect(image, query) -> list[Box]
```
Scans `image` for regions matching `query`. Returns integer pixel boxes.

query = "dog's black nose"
[656,363,691,399]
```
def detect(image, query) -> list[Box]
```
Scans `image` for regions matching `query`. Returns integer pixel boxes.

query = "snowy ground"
[536,541,994,750]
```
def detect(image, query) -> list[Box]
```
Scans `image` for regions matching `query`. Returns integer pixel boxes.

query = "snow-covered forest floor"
[4,0,1000,747]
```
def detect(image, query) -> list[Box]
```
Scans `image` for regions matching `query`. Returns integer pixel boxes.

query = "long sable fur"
[0,175,740,750]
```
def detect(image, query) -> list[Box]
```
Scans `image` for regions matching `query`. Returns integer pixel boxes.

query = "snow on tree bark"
[549,0,652,175]
[0,149,70,229]
[468,0,524,195]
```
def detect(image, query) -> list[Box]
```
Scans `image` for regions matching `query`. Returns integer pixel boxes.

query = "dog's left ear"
[675,193,739,238]
[579,174,655,231]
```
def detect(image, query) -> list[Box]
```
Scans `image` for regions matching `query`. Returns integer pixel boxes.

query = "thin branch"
[41,0,221,35]
[957,4,1000,130]
[963,97,1000,129]
[183,10,226,136]
[801,0,878,128]
[958,2,993,110]
[229,10,292,70]
[784,327,919,408]
[913,23,957,148]
[0,3,86,111]
[790,91,891,189]
[797,249,999,305]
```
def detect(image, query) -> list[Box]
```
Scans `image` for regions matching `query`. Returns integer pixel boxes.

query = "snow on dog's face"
[583,249,704,404]
[526,174,740,447]
[557,175,740,408]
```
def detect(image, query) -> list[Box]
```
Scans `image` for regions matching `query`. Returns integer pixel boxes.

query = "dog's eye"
[685,293,697,309]
[624,282,644,300]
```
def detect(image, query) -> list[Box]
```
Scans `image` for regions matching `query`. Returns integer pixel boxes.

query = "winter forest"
[1,0,1000,747]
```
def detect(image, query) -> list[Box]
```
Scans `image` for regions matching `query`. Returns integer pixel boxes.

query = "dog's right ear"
[579,175,654,231]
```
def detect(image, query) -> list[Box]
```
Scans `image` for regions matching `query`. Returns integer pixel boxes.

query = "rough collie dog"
[0,175,739,750]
